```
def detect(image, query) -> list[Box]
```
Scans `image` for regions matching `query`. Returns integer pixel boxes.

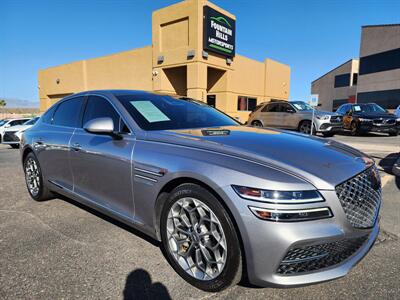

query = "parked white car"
[0,118,31,144]
[395,105,400,118]
[1,117,40,148]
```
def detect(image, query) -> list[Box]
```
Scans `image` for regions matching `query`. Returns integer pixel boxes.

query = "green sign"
[203,6,235,57]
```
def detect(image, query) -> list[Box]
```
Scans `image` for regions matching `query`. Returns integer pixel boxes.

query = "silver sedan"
[21,90,381,292]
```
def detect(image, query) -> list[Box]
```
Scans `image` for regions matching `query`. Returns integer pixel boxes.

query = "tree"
[0,99,6,118]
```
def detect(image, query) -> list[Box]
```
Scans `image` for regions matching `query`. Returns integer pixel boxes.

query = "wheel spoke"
[166,197,227,281]
[25,158,40,197]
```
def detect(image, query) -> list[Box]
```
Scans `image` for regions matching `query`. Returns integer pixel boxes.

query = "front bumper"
[220,187,379,287]
[359,123,399,133]
[315,119,343,133]
[1,131,20,144]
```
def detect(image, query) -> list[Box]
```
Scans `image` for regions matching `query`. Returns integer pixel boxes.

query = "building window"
[334,73,350,88]
[359,48,400,75]
[332,99,349,111]
[352,73,358,85]
[237,96,257,111]
[357,89,400,110]
[207,95,216,107]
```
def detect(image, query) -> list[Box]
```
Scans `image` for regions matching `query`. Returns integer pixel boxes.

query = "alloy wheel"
[166,197,227,281]
[300,122,311,134]
[351,123,357,135]
[252,121,263,127]
[25,157,40,197]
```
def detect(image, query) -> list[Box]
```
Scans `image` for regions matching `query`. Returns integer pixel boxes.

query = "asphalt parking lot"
[0,133,399,300]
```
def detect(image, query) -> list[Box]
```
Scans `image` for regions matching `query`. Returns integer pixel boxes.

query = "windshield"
[117,94,239,131]
[291,101,313,111]
[353,104,386,113]
[0,120,7,126]
[23,117,39,125]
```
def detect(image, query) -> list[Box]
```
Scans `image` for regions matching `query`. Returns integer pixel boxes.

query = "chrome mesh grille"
[336,166,381,229]
[277,235,368,275]
[330,116,343,123]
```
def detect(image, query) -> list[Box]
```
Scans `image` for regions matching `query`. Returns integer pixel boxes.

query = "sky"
[1,0,399,104]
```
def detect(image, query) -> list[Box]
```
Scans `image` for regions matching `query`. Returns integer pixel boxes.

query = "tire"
[350,122,359,136]
[389,131,398,136]
[251,120,263,127]
[322,132,335,138]
[23,152,54,201]
[10,144,19,149]
[160,183,242,292]
[299,120,315,135]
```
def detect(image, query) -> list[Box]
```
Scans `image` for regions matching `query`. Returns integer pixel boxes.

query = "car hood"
[353,112,396,119]
[145,126,371,190]
[4,125,32,132]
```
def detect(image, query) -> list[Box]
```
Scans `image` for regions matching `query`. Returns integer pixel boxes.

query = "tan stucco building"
[312,24,400,111]
[311,59,359,111]
[39,0,290,122]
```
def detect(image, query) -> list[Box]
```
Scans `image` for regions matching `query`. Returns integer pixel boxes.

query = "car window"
[23,117,39,125]
[343,105,351,114]
[262,103,279,112]
[53,97,84,127]
[10,120,26,126]
[279,103,293,113]
[336,105,346,114]
[253,104,264,113]
[42,105,58,124]
[83,96,122,132]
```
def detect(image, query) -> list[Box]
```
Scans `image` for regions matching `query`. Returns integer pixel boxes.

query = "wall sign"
[203,6,235,57]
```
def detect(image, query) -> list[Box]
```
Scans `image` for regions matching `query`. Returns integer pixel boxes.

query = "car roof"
[69,89,178,98]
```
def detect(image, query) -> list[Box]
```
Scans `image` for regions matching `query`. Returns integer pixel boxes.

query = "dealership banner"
[203,6,235,57]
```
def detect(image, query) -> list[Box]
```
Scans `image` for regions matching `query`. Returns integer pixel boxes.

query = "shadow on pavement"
[123,269,171,300]
[335,131,393,138]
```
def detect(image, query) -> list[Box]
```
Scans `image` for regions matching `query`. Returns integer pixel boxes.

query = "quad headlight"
[315,115,330,120]
[232,185,324,204]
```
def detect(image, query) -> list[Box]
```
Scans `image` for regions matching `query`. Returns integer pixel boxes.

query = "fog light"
[249,206,333,222]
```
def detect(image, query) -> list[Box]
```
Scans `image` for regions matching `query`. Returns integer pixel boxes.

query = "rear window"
[42,105,57,124]
[53,97,84,127]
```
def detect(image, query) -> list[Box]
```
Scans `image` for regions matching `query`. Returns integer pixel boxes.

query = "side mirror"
[4,124,10,128]
[84,117,121,139]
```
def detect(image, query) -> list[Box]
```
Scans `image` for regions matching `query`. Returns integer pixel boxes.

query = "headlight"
[315,115,330,120]
[358,118,372,122]
[232,185,324,204]
[249,206,333,222]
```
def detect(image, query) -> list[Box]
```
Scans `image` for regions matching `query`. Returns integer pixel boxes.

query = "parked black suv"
[336,103,399,136]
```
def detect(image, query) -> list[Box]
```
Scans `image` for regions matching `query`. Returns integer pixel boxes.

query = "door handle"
[71,142,82,151]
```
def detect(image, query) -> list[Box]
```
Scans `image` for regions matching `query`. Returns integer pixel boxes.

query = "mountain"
[0,98,39,108]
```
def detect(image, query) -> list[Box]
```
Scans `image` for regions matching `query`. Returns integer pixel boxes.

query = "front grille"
[3,131,19,142]
[385,119,395,125]
[336,166,381,229]
[277,235,368,275]
[330,116,343,123]
[373,119,383,125]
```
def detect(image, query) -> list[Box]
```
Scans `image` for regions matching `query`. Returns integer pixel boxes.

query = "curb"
[393,153,400,177]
